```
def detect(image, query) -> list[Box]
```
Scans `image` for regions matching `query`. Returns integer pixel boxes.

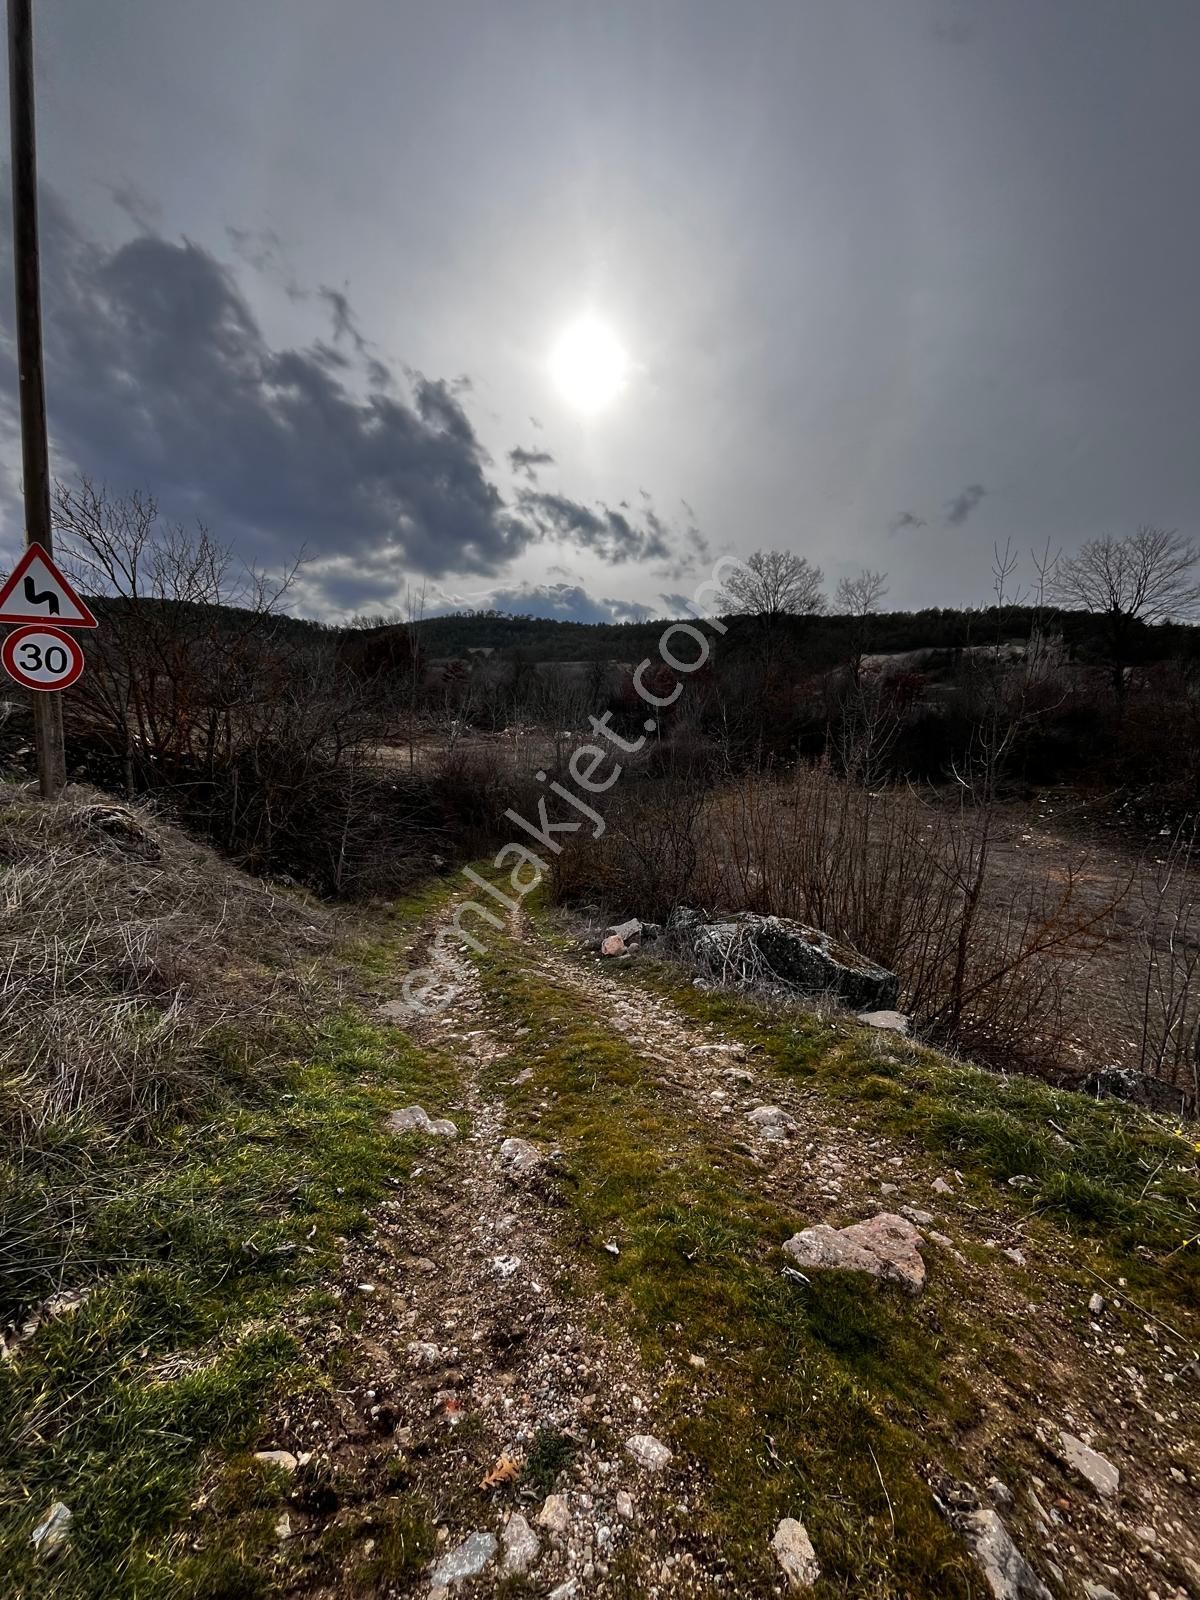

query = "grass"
[618,951,1200,1306]
[470,937,981,1598]
[0,1008,455,1599]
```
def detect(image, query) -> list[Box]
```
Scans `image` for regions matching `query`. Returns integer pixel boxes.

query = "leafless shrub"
[1125,819,1200,1100]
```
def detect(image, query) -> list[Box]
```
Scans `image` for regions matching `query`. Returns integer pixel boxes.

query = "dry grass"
[551,765,1126,1079]
[0,778,335,1321]
[0,780,333,1144]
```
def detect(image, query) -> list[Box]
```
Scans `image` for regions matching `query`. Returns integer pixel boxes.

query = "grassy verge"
[471,936,982,1598]
[0,1004,456,1599]
[614,951,1200,1308]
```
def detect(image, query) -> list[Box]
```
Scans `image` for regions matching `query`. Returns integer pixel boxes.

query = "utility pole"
[7,0,65,799]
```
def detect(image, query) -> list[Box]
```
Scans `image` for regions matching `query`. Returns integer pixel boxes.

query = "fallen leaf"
[480,1452,521,1490]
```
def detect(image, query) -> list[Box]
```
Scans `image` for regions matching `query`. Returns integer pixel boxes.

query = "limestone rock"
[430,1530,497,1586]
[625,1433,672,1472]
[687,911,898,1010]
[600,935,627,957]
[961,1509,1052,1600]
[1058,1432,1119,1499]
[604,918,643,945]
[746,1104,796,1140]
[537,1494,571,1536]
[387,1104,458,1137]
[857,1009,910,1034]
[1082,1065,1192,1118]
[615,1490,635,1521]
[253,1449,298,1472]
[501,1511,540,1574]
[498,1136,546,1176]
[771,1517,820,1590]
[783,1212,926,1293]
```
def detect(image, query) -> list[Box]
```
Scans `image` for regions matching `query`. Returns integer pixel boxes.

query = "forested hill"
[401,605,1200,668]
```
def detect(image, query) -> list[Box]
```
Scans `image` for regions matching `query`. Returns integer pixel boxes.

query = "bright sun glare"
[549,314,629,414]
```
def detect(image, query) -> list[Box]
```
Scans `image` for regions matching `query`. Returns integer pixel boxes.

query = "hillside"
[0,784,1196,1598]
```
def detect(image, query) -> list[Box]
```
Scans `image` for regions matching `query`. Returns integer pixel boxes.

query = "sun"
[549,313,629,414]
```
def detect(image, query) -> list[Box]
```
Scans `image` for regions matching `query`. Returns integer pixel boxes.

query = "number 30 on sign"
[2,624,86,691]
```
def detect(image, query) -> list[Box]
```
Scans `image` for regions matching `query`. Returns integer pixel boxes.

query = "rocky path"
[265,901,1199,1600]
[277,931,722,1598]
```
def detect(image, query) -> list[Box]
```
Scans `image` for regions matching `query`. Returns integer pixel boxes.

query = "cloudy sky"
[1,0,1198,622]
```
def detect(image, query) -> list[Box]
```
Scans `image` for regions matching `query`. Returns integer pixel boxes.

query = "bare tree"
[1051,526,1200,695]
[835,567,888,617]
[720,549,826,691]
[721,548,826,619]
[835,567,888,684]
[52,477,300,791]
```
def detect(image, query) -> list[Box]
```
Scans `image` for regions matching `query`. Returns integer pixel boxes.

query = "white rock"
[901,1206,935,1227]
[615,1490,635,1521]
[275,1512,292,1540]
[856,1009,910,1034]
[429,1530,497,1586]
[1058,1432,1119,1499]
[1083,1585,1119,1600]
[501,1511,540,1574]
[771,1517,820,1589]
[1087,1292,1105,1316]
[880,1182,900,1196]
[31,1501,72,1558]
[548,1582,579,1600]
[537,1493,571,1535]
[625,1433,673,1472]
[498,1136,545,1175]
[986,1477,1013,1507]
[932,1176,954,1195]
[253,1449,298,1472]
[746,1104,795,1140]
[407,1340,442,1368]
[387,1104,458,1138]
[1003,1247,1026,1267]
[782,1212,926,1293]
[961,1509,1052,1600]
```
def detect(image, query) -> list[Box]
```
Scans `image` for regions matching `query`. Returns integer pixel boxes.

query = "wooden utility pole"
[7,0,65,798]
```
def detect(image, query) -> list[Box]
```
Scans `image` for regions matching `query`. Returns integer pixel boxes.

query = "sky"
[1,0,1198,624]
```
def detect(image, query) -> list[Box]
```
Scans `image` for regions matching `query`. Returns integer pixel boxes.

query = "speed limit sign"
[2,624,86,692]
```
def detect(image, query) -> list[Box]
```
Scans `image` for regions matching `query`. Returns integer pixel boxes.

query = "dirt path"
[274,930,725,1597]
[268,902,1199,1599]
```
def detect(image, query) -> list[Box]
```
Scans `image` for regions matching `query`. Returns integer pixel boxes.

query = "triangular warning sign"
[0,544,98,628]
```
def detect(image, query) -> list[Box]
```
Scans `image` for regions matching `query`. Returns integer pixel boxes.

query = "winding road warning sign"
[0,544,98,627]
[2,624,86,691]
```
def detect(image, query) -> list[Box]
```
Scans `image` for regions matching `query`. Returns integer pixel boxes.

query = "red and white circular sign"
[2,624,86,691]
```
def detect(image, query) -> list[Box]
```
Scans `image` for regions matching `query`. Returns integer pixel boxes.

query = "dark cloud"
[317,283,368,353]
[944,484,986,527]
[889,510,928,535]
[0,190,697,605]
[508,445,555,480]
[516,490,673,564]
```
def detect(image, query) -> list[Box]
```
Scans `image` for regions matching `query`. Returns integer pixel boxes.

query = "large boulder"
[1081,1067,1192,1118]
[683,911,898,1011]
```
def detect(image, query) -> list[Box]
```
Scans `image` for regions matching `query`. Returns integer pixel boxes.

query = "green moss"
[615,953,1200,1304]
[0,1006,455,1599]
